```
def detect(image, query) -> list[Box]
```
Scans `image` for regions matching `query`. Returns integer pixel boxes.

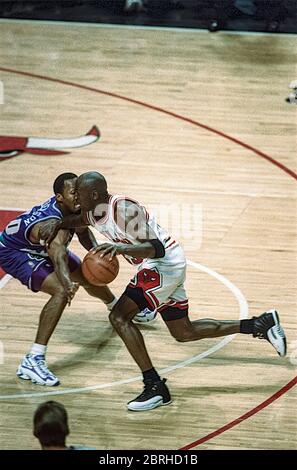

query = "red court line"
[180,375,297,449]
[0,66,296,448]
[0,66,296,180]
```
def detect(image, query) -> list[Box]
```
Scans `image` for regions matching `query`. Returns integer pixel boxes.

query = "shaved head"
[76,171,109,212]
[77,171,107,192]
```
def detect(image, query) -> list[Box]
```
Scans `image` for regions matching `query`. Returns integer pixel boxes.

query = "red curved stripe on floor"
[180,375,297,449]
[0,66,296,180]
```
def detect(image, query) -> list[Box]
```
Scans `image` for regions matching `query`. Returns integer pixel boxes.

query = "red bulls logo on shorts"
[0,125,100,161]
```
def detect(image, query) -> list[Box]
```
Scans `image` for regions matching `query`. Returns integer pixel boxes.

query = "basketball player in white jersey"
[40,172,287,411]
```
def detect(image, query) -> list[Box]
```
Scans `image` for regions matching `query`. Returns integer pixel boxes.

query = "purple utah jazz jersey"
[0,196,63,257]
[0,197,80,292]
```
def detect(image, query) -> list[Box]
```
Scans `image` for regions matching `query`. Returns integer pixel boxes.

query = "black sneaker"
[127,378,172,411]
[253,309,286,357]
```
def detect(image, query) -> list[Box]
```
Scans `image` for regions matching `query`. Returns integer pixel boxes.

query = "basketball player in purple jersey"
[41,172,287,410]
[0,173,117,386]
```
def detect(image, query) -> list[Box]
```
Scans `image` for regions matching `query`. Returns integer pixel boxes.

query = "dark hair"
[33,401,69,447]
[53,173,77,195]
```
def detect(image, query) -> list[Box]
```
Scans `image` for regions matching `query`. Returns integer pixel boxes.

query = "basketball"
[82,251,119,286]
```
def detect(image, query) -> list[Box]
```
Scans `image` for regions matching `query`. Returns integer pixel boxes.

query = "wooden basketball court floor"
[0,19,296,450]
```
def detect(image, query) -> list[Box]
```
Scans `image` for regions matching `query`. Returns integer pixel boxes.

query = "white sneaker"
[133,308,157,324]
[16,354,60,386]
[253,309,287,357]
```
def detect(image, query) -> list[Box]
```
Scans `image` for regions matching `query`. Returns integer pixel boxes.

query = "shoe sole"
[16,367,60,386]
[272,310,279,324]
[268,310,287,357]
[16,372,30,380]
[30,378,60,387]
[133,317,157,325]
[127,399,172,412]
[17,375,60,386]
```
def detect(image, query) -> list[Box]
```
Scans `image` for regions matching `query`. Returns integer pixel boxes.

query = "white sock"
[30,343,47,357]
[105,297,118,311]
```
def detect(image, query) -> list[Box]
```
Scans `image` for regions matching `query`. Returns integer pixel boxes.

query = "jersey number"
[6,219,21,235]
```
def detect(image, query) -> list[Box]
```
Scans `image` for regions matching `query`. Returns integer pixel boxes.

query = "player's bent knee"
[109,306,136,329]
[54,290,68,301]
[170,328,196,342]
[109,309,126,328]
[50,284,68,299]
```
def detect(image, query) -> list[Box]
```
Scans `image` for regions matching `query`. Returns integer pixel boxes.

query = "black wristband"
[148,239,165,258]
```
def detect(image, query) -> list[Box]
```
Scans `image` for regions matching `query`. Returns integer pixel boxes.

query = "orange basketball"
[82,251,119,286]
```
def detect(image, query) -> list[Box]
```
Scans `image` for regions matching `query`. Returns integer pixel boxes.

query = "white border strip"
[0,274,12,289]
[0,260,248,400]
[0,206,25,212]
[0,18,296,38]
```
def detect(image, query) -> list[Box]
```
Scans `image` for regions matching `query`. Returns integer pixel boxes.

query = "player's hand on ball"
[92,243,119,260]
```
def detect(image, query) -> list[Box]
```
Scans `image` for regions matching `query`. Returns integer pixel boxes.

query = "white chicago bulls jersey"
[85,195,185,267]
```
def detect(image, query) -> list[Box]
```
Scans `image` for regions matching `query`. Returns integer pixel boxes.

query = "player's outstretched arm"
[38,219,61,247]
[39,213,88,247]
